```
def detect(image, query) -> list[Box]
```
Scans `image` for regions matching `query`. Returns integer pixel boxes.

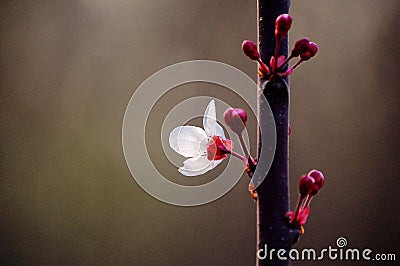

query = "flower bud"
[275,14,292,40]
[299,174,315,197]
[223,108,248,135]
[291,38,310,57]
[242,40,260,61]
[300,42,318,61]
[308,169,324,196]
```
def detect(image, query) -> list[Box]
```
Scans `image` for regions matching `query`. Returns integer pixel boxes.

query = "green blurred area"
[1,1,399,265]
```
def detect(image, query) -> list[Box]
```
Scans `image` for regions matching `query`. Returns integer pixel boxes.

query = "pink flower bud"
[242,40,260,61]
[308,169,324,196]
[223,108,248,135]
[291,38,310,57]
[300,42,318,61]
[275,14,292,40]
[299,174,315,197]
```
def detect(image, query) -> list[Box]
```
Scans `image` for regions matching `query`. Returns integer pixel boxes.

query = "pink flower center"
[206,136,233,161]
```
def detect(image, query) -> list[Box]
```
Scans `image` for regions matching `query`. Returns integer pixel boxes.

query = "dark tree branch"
[256,0,299,265]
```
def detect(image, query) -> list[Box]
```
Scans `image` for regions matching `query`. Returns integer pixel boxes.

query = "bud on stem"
[242,40,260,61]
[300,42,318,61]
[223,108,247,135]
[275,14,292,42]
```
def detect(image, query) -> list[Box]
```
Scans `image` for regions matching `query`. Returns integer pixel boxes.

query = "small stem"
[274,38,280,72]
[293,195,305,224]
[230,151,246,162]
[238,133,256,165]
[291,58,303,70]
[303,195,313,208]
[238,134,250,158]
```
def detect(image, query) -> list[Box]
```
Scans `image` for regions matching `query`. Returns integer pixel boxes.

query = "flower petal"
[178,156,223,176]
[215,122,225,138]
[212,159,224,169]
[178,156,212,176]
[169,126,207,157]
[203,100,217,137]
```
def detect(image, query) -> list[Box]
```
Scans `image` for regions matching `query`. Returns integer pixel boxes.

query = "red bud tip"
[291,38,310,57]
[299,174,315,197]
[275,14,292,40]
[223,108,248,135]
[308,169,325,196]
[300,42,318,61]
[242,40,260,61]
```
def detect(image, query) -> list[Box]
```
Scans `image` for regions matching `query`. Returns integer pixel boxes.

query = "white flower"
[169,100,230,176]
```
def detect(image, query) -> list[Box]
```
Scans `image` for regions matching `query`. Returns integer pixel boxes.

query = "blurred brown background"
[1,0,399,265]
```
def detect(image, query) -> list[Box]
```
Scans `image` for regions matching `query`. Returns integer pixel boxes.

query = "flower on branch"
[169,100,232,176]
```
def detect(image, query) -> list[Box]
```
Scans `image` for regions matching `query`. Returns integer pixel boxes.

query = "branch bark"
[256,0,299,265]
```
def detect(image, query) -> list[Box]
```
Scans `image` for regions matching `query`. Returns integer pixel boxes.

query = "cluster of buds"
[242,14,318,79]
[286,170,325,233]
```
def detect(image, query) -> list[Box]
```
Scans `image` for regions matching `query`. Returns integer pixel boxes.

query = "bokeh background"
[1,0,399,265]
